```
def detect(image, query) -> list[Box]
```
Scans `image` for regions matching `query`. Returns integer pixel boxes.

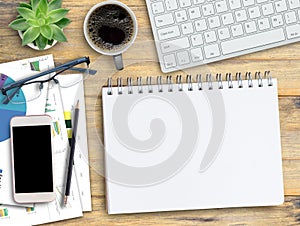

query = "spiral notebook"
[102,72,284,214]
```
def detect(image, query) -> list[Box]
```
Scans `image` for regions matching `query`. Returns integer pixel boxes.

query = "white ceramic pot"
[18,30,57,50]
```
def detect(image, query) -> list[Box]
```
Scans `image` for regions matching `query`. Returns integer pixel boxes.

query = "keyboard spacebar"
[221,29,286,55]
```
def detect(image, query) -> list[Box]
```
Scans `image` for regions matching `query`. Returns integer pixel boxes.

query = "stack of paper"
[0,55,92,225]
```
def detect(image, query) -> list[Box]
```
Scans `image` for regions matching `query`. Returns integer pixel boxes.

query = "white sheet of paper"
[0,55,54,207]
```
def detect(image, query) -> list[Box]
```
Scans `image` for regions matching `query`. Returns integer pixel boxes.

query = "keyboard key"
[242,0,255,7]
[164,54,177,68]
[215,0,228,13]
[191,34,204,46]
[258,18,271,30]
[175,10,188,22]
[195,19,208,31]
[204,31,217,43]
[235,9,247,22]
[262,3,275,16]
[229,0,242,10]
[202,4,215,16]
[231,24,244,36]
[284,11,297,24]
[158,25,180,40]
[161,37,190,53]
[179,0,192,8]
[248,6,261,19]
[155,13,174,27]
[271,15,284,27]
[244,21,257,33]
[165,0,178,11]
[221,28,286,54]
[190,48,204,62]
[188,7,201,19]
[181,22,194,35]
[275,0,288,13]
[204,44,221,58]
[151,2,165,14]
[286,24,300,39]
[218,27,231,40]
[287,0,300,9]
[208,16,221,29]
[221,13,234,25]
[177,51,190,65]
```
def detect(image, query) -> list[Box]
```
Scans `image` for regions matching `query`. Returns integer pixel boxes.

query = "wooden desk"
[1,0,300,225]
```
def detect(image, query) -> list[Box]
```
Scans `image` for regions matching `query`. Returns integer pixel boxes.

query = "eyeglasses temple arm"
[2,86,21,104]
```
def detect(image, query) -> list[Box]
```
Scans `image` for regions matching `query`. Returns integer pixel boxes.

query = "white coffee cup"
[83,1,138,70]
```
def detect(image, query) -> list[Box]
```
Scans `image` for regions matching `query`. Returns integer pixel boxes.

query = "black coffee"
[87,4,134,52]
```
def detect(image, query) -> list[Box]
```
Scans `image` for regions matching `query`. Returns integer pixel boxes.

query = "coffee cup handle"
[113,54,124,70]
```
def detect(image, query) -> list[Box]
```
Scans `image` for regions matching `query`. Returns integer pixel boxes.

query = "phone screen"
[12,125,53,193]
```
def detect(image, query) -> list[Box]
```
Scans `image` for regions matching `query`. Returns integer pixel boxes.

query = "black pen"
[64,100,80,206]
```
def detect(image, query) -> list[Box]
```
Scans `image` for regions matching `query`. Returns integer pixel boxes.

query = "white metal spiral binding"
[117,77,122,94]
[226,73,233,89]
[245,72,253,88]
[107,78,113,95]
[187,75,193,91]
[157,76,163,92]
[236,72,243,88]
[176,75,183,91]
[137,77,143,94]
[206,74,213,90]
[196,74,202,90]
[167,76,173,92]
[216,73,223,89]
[255,72,263,87]
[127,77,133,94]
[106,71,273,95]
[147,76,153,93]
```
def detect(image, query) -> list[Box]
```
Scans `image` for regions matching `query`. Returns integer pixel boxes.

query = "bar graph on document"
[0,204,30,225]
[0,206,8,218]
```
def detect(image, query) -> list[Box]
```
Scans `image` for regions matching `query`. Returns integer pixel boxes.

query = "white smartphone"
[10,115,55,203]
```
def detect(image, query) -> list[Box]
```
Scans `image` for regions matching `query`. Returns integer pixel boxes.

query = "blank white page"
[102,78,284,214]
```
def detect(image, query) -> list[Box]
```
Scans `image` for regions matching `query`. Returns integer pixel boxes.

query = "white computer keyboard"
[145,0,300,73]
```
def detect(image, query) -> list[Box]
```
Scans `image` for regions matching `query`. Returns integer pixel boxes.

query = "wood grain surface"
[1,0,300,225]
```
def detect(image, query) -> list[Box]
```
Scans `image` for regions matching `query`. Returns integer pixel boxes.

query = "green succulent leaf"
[48,39,54,45]
[41,25,53,40]
[9,18,30,31]
[26,19,39,27]
[30,0,39,11]
[19,2,32,9]
[38,0,48,14]
[22,26,40,46]
[48,0,62,11]
[17,7,35,20]
[47,9,69,24]
[51,24,67,42]
[35,7,41,17]
[55,18,71,28]
[16,15,23,19]
[35,34,48,50]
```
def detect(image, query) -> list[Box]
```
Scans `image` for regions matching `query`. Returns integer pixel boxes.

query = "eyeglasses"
[1,57,92,105]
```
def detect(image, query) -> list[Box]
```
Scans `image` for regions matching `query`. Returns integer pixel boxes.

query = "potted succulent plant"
[9,0,71,50]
